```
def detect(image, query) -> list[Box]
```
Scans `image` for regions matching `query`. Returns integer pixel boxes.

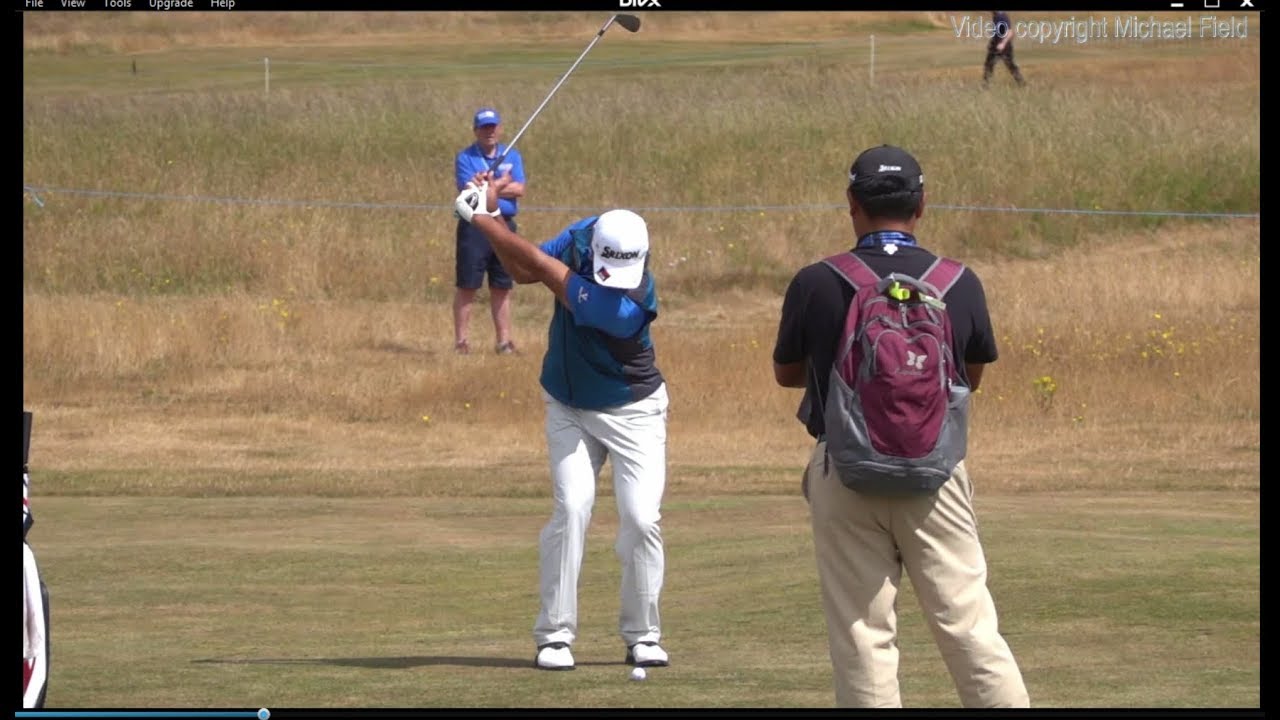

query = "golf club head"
[615,14,642,33]
[489,12,642,174]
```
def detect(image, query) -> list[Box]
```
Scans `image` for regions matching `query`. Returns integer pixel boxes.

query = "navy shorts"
[455,217,517,290]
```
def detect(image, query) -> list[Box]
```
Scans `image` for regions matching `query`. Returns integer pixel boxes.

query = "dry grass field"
[22,11,1258,710]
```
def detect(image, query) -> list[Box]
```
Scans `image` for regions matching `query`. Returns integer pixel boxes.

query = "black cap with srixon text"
[848,145,925,197]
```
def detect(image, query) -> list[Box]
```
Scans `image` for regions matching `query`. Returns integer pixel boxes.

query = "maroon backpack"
[820,253,971,494]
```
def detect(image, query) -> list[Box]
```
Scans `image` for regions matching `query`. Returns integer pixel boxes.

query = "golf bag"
[23,411,50,709]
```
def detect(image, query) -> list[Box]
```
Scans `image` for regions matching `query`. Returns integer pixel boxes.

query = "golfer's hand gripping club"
[453,181,501,224]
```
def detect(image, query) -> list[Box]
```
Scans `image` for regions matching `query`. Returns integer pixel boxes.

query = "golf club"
[487,13,641,174]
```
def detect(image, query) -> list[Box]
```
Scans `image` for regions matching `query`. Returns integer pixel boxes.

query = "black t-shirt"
[772,244,998,439]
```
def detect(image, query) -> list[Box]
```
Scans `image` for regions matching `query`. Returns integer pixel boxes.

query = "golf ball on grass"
[630,667,647,681]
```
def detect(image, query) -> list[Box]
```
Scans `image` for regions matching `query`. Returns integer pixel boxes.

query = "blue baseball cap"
[473,108,500,128]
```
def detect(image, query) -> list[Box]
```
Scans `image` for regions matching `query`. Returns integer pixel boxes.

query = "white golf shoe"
[626,641,669,667]
[535,642,575,671]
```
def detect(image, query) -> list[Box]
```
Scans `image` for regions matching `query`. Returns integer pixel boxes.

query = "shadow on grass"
[193,656,627,669]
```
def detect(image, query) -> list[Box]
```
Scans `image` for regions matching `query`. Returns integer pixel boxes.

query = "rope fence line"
[29,37,931,82]
[30,27,1250,92]
[23,39,885,90]
[43,28,1248,76]
[19,185,1261,220]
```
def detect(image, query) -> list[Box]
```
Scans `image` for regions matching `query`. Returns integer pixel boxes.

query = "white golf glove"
[453,182,501,223]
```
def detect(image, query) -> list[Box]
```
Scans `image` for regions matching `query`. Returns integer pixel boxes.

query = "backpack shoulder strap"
[822,252,881,291]
[919,257,966,298]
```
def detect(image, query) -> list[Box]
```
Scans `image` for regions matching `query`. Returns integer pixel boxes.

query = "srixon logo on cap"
[878,164,902,172]
[600,247,644,261]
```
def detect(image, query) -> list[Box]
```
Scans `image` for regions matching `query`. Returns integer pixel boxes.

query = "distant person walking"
[984,10,1026,87]
[771,144,1029,708]
[452,107,525,355]
[454,173,671,673]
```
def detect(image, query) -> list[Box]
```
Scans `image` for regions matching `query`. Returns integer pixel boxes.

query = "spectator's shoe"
[495,341,518,355]
[625,642,669,667]
[535,642,575,671]
[454,340,470,355]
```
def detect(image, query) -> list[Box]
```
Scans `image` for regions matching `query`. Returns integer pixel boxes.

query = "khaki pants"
[806,441,1029,708]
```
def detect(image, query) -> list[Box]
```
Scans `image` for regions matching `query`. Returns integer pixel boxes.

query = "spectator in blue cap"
[451,107,527,354]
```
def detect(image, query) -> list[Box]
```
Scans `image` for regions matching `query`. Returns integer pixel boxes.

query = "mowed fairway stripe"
[29,491,1257,708]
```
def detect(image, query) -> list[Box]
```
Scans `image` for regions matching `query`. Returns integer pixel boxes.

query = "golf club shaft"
[488,14,624,174]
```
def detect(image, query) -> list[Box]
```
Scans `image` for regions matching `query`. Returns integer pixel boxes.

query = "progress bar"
[13,707,267,712]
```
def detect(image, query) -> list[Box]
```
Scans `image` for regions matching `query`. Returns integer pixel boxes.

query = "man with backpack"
[770,145,1029,708]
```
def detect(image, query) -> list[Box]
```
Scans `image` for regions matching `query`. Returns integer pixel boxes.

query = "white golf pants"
[534,383,668,649]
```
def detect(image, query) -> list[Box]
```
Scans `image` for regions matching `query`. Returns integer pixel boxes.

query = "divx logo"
[619,0,660,6]
[600,247,644,260]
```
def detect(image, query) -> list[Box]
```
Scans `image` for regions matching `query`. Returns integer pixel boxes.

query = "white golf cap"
[591,209,649,290]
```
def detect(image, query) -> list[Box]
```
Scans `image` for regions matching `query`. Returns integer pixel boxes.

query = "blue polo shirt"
[454,143,525,218]
[536,216,663,410]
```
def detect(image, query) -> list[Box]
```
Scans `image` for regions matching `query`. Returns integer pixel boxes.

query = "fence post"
[869,35,875,85]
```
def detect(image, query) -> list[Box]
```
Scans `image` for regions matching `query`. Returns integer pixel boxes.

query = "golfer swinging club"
[454,173,671,672]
